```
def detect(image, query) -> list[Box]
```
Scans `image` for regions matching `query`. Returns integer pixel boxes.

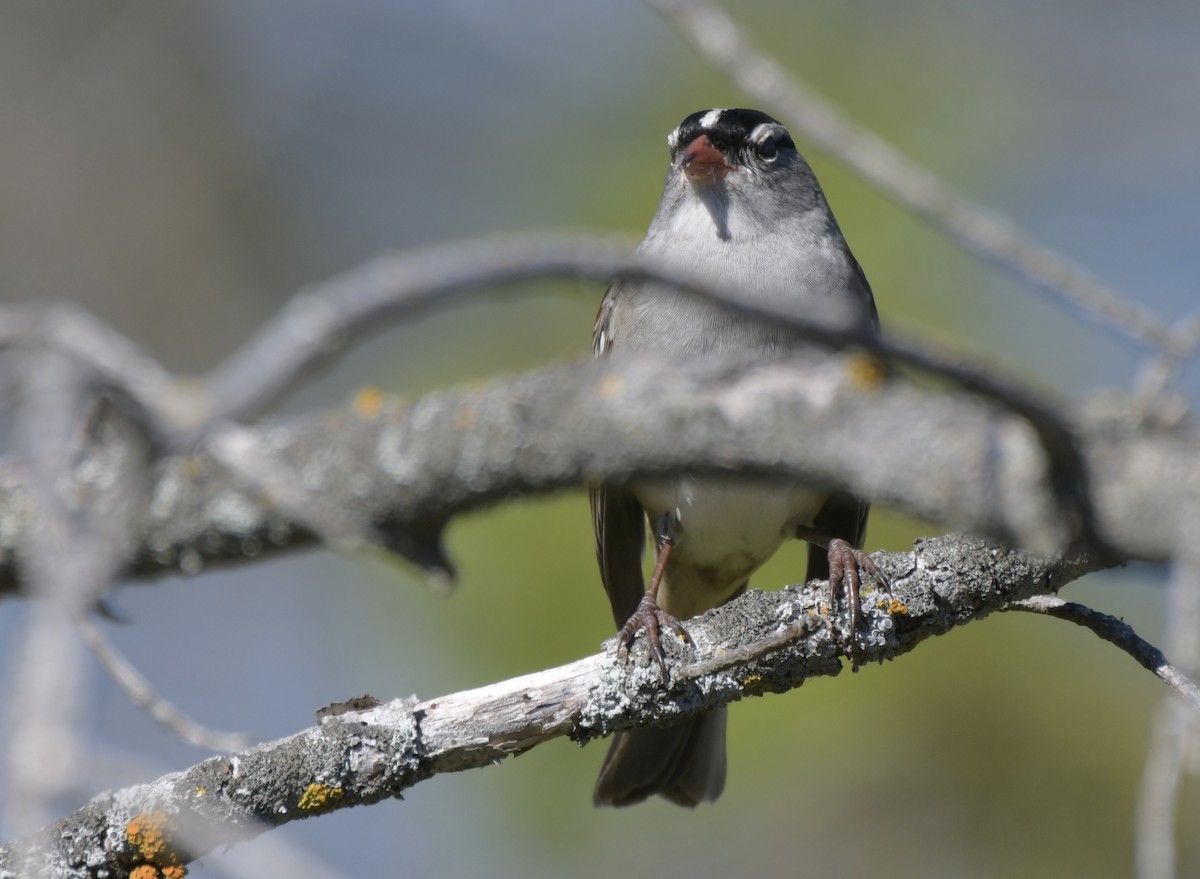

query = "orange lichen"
[126,810,186,875]
[127,811,170,860]
[353,386,384,418]
[298,783,345,811]
[887,598,910,616]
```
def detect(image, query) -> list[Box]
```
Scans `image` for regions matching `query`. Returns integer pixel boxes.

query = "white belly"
[633,475,825,619]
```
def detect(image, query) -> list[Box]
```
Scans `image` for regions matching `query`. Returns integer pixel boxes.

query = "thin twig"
[202,234,636,424]
[647,0,1182,357]
[78,617,251,753]
[1007,595,1200,711]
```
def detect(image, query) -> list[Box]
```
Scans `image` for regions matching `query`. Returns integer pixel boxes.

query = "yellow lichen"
[741,674,767,696]
[129,866,159,879]
[353,386,384,418]
[887,599,910,616]
[162,865,187,879]
[298,783,345,811]
[846,353,887,390]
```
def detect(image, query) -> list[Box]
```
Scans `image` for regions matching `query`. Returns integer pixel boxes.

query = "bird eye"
[756,136,778,161]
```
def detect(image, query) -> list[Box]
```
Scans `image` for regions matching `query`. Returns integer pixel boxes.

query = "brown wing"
[590,286,648,627]
[590,485,647,627]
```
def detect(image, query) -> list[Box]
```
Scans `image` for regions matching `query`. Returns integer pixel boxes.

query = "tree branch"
[1,353,1197,596]
[1,236,1124,559]
[0,534,1104,878]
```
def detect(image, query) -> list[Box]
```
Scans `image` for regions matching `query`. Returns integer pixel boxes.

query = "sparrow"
[590,108,882,808]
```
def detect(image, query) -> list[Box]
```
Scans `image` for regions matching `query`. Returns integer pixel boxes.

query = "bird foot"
[826,537,888,655]
[616,591,694,680]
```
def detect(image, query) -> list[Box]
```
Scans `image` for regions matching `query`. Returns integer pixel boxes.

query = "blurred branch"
[647,0,1186,358]
[0,304,179,436]
[203,235,1111,553]
[3,353,153,843]
[3,350,1200,596]
[1137,312,1200,401]
[77,617,251,753]
[0,534,1103,877]
[201,233,634,425]
[1136,543,1200,879]
[1,237,1113,553]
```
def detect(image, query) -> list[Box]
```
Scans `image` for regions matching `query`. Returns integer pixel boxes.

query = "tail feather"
[593,709,727,808]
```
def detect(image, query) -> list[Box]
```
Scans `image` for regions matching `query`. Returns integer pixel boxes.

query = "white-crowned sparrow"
[590,108,882,807]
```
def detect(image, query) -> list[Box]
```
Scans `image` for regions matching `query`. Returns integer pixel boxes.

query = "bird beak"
[681,135,731,183]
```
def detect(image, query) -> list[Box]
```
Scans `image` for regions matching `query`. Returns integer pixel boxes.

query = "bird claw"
[827,538,887,656]
[616,590,693,679]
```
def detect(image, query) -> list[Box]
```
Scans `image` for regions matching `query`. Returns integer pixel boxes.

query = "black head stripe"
[668,108,796,157]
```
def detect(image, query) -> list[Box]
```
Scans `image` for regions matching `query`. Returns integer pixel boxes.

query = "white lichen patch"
[204,491,263,536]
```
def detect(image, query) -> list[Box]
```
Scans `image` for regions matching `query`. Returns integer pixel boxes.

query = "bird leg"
[793,524,886,649]
[616,513,693,679]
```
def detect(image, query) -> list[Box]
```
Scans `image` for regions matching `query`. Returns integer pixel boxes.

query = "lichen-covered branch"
[0,353,1195,597]
[0,534,1105,878]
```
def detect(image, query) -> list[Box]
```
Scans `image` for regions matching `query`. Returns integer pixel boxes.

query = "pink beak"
[681,135,731,183]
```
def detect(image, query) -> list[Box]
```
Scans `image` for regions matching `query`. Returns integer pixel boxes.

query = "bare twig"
[647,0,1182,356]
[202,234,637,425]
[78,617,251,753]
[1007,595,1200,711]
[0,535,1102,877]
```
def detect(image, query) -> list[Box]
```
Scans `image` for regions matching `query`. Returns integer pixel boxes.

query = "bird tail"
[593,708,727,807]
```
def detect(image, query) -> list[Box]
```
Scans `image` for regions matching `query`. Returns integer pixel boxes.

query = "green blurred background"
[1,1,1197,876]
